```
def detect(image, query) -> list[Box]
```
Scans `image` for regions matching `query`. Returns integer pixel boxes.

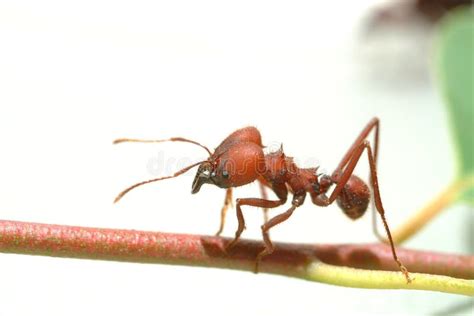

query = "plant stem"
[305,263,473,295]
[0,220,472,296]
[391,177,474,244]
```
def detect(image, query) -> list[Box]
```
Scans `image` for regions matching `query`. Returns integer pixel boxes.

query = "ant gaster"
[114,118,411,283]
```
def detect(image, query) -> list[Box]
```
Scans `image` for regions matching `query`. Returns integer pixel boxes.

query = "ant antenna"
[114,160,207,203]
[113,137,212,156]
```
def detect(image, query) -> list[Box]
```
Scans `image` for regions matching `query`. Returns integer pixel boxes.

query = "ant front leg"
[259,182,270,224]
[215,188,233,236]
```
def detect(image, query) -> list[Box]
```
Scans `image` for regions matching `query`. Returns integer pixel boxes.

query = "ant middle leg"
[254,205,297,272]
[215,184,273,237]
[255,193,305,272]
[226,182,288,250]
[226,197,285,251]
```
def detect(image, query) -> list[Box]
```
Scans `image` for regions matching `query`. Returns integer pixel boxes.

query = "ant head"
[191,161,215,194]
[191,157,233,194]
[336,175,370,220]
[192,142,265,194]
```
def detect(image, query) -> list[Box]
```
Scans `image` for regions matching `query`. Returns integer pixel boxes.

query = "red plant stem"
[0,220,472,279]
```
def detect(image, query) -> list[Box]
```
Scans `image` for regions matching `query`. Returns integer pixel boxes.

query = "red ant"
[114,118,411,283]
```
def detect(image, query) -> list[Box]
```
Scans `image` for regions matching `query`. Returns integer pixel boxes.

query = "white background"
[0,1,472,315]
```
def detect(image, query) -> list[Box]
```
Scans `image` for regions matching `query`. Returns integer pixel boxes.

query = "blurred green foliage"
[435,7,474,204]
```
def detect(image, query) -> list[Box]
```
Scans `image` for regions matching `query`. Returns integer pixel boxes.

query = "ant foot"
[254,247,273,274]
[253,258,261,274]
[225,238,239,253]
[215,228,223,237]
[400,265,412,284]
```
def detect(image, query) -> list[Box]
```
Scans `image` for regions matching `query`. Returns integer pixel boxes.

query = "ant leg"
[333,118,385,243]
[216,184,270,236]
[259,182,270,224]
[324,140,411,283]
[334,117,379,173]
[254,193,305,272]
[226,198,285,251]
[215,188,233,236]
[254,204,298,272]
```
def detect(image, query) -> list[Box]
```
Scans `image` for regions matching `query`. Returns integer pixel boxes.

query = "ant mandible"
[113,118,411,283]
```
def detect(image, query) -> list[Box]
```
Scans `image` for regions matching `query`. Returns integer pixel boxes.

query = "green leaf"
[435,7,474,205]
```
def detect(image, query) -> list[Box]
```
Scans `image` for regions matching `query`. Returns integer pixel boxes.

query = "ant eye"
[279,169,287,176]
[222,170,229,178]
[211,171,216,178]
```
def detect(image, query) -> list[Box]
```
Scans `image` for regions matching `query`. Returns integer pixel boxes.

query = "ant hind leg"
[329,139,411,283]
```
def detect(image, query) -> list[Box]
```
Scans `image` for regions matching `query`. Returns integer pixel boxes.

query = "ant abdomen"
[336,175,370,220]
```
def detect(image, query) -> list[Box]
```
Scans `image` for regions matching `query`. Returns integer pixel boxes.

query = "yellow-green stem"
[305,261,474,296]
[391,176,474,244]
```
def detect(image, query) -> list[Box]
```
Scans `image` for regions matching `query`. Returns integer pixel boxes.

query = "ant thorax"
[262,147,332,197]
[262,148,290,184]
